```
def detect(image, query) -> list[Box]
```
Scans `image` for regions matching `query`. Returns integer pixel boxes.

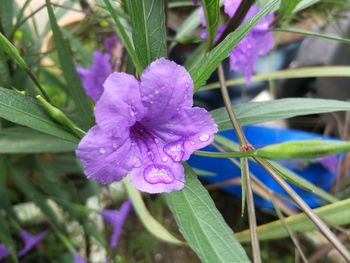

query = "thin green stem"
[218,63,261,263]
[271,198,308,263]
[194,150,255,158]
[255,157,350,261]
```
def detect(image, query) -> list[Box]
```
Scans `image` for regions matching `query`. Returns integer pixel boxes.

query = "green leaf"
[0,0,14,36]
[0,213,18,263]
[0,159,18,221]
[184,42,208,71]
[0,127,77,153]
[236,198,350,242]
[0,87,79,143]
[10,166,65,232]
[256,139,350,159]
[165,164,249,263]
[127,0,167,70]
[124,179,184,245]
[211,98,350,131]
[46,0,93,130]
[191,0,279,91]
[203,66,350,90]
[268,161,339,203]
[201,0,220,47]
[103,0,142,74]
[278,0,301,18]
[0,31,29,71]
[275,27,350,44]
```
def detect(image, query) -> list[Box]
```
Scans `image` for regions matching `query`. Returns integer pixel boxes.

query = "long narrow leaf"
[0,127,77,153]
[165,164,249,263]
[236,198,350,242]
[201,0,220,47]
[0,87,79,143]
[103,0,142,74]
[211,98,350,131]
[127,0,167,70]
[46,0,93,130]
[124,179,184,245]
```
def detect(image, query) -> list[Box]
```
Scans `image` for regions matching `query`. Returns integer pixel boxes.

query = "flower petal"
[18,230,49,257]
[94,73,145,135]
[76,51,112,102]
[146,107,217,161]
[76,126,139,184]
[0,244,9,261]
[130,159,185,193]
[140,58,193,123]
[229,34,258,83]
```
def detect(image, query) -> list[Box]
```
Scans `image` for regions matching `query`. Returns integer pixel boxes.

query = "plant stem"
[255,157,350,261]
[218,63,261,263]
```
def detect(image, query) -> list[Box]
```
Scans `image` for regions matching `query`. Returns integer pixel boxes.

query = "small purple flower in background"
[76,58,217,193]
[200,0,274,83]
[100,200,131,248]
[18,229,49,257]
[192,0,198,4]
[77,51,112,102]
[73,253,87,263]
[0,243,9,260]
[104,35,120,53]
[319,155,339,175]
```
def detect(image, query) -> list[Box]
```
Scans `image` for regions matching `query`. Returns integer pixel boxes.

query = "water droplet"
[128,105,136,117]
[176,107,180,112]
[99,147,106,154]
[133,157,141,168]
[144,165,174,184]
[154,138,159,144]
[164,141,184,162]
[150,101,154,105]
[185,83,189,88]
[190,141,195,145]
[155,90,159,94]
[162,156,168,162]
[147,151,155,161]
[199,133,210,142]
[112,142,118,149]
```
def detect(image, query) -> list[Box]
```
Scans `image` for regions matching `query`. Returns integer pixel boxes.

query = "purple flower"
[73,253,87,263]
[104,35,120,53]
[76,58,217,193]
[192,0,198,4]
[18,230,49,257]
[0,243,9,260]
[100,200,131,248]
[77,51,112,102]
[318,155,338,175]
[200,0,274,82]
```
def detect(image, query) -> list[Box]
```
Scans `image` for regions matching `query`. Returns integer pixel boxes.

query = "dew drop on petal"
[154,138,159,144]
[162,156,168,162]
[164,141,184,162]
[112,142,118,149]
[144,165,174,184]
[199,133,209,142]
[155,90,159,94]
[128,105,136,117]
[190,141,195,145]
[147,151,155,161]
[99,147,106,154]
[133,157,141,168]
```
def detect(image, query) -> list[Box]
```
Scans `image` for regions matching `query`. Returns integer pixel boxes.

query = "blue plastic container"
[188,126,337,210]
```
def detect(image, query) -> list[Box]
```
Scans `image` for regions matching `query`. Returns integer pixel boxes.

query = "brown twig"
[218,63,261,263]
